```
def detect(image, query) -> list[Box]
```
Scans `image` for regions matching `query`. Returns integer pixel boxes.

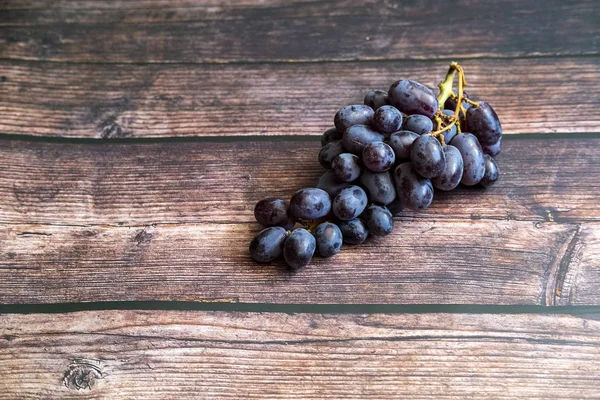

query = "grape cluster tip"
[249,62,501,270]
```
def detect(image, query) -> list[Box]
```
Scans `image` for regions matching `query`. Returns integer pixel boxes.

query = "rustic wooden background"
[1,0,600,398]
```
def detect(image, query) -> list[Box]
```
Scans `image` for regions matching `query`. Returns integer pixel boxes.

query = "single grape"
[362,141,395,172]
[342,124,385,155]
[334,104,374,132]
[332,153,362,183]
[373,105,403,135]
[319,140,345,169]
[317,171,349,198]
[332,185,368,220]
[402,114,433,135]
[249,226,287,263]
[313,222,343,257]
[450,133,485,186]
[410,134,446,178]
[387,130,419,161]
[337,218,369,245]
[388,80,438,118]
[364,89,389,110]
[440,109,458,143]
[254,197,296,230]
[290,188,332,219]
[321,127,343,146]
[482,137,501,157]
[431,145,464,191]
[466,101,502,145]
[283,228,316,269]
[481,154,500,187]
[363,205,394,236]
[393,162,434,210]
[359,170,396,205]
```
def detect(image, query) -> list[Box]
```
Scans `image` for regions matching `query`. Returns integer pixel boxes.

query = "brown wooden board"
[0,138,598,226]
[1,311,600,398]
[0,58,599,138]
[1,0,598,63]
[0,137,598,305]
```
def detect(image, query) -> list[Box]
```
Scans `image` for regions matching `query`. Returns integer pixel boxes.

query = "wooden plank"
[0,58,599,138]
[1,311,600,398]
[0,219,579,304]
[0,137,599,305]
[0,0,598,63]
[0,138,598,226]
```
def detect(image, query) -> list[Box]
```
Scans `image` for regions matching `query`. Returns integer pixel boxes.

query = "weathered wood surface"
[0,219,582,305]
[0,138,598,226]
[1,311,599,399]
[0,58,598,138]
[0,137,598,305]
[1,0,598,63]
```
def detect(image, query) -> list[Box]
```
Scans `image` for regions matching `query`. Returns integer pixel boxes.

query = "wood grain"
[0,219,580,304]
[0,0,598,63]
[1,58,599,138]
[1,137,598,305]
[1,311,600,399]
[0,138,598,226]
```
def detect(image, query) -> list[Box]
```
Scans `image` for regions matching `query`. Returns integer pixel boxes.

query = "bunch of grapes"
[249,62,501,269]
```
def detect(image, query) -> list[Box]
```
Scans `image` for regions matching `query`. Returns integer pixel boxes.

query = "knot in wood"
[63,360,104,390]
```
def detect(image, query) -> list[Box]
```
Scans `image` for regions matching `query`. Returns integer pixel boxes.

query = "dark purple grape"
[254,198,295,230]
[393,162,434,210]
[290,188,331,220]
[359,170,396,205]
[332,185,368,220]
[440,109,458,143]
[363,205,394,236]
[321,127,343,147]
[362,141,395,172]
[431,145,463,191]
[249,226,287,263]
[334,104,374,132]
[317,171,349,198]
[482,137,501,157]
[466,101,502,145]
[388,79,438,118]
[337,218,369,245]
[364,89,389,110]
[387,130,419,160]
[450,133,485,186]
[402,114,433,135]
[481,154,500,187]
[373,105,403,135]
[410,135,446,178]
[283,228,316,269]
[332,153,362,183]
[319,140,345,169]
[313,222,343,257]
[342,124,385,155]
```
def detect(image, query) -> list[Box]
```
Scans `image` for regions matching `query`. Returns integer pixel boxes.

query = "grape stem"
[428,62,480,144]
[436,62,459,109]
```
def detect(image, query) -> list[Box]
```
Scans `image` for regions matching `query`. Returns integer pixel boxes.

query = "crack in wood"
[38,330,600,348]
[554,225,584,306]
[544,225,582,306]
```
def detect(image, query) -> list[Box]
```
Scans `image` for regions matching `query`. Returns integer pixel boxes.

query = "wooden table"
[1,0,600,398]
